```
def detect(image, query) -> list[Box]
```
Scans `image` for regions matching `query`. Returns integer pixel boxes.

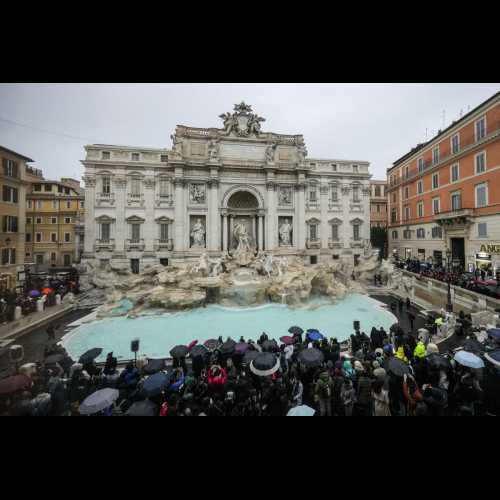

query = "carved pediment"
[155,216,173,224]
[126,215,146,223]
[328,217,343,225]
[306,217,321,225]
[95,215,115,222]
[350,217,364,225]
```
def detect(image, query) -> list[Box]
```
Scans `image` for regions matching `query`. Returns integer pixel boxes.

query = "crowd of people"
[1,309,499,416]
[0,271,80,324]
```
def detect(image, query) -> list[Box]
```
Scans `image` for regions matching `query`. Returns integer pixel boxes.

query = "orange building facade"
[387,91,500,273]
[370,180,387,228]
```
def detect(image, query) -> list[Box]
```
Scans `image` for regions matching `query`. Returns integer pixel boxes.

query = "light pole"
[446,248,453,313]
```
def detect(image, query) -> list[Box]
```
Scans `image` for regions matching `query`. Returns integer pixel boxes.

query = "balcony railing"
[306,238,321,249]
[94,239,115,252]
[96,192,115,205]
[126,238,145,251]
[328,238,342,249]
[154,239,174,251]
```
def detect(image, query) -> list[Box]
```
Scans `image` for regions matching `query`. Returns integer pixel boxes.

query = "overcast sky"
[0,83,498,182]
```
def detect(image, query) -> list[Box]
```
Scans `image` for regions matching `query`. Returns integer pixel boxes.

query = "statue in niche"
[190,218,206,248]
[233,219,252,253]
[208,139,220,160]
[279,219,292,246]
[190,184,206,204]
[265,143,276,163]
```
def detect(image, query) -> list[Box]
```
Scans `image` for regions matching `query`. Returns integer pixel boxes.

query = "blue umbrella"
[29,290,41,298]
[487,328,500,341]
[306,329,324,342]
[454,350,485,369]
[79,388,119,415]
[287,405,316,416]
[141,372,171,397]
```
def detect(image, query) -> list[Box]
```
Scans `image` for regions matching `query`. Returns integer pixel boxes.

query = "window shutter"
[2,158,7,175]
[2,216,6,233]
[13,188,18,203]
[11,248,15,264]
[13,162,18,178]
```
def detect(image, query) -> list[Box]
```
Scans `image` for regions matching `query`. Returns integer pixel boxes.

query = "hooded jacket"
[413,341,427,359]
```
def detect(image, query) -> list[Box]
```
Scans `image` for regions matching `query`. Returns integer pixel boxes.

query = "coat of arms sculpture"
[219,102,266,137]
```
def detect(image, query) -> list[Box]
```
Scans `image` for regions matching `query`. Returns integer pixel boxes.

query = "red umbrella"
[280,336,295,345]
[42,287,53,295]
[0,374,32,395]
[187,340,198,351]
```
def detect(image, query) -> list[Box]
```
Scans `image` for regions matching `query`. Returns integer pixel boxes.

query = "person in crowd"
[372,379,391,416]
[314,369,334,416]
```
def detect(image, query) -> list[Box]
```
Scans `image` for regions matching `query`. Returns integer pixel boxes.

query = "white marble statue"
[263,254,274,278]
[278,256,289,277]
[234,219,252,253]
[265,143,276,163]
[191,218,206,248]
[208,139,220,160]
[279,219,292,246]
[193,252,209,275]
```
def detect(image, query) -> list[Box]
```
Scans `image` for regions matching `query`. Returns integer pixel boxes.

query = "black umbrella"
[298,348,324,368]
[243,350,260,365]
[204,339,219,351]
[220,339,236,356]
[190,344,209,358]
[141,372,171,397]
[126,399,158,417]
[44,353,66,364]
[79,348,102,365]
[234,342,250,355]
[387,358,410,377]
[426,353,451,370]
[288,326,304,335]
[143,358,166,375]
[169,345,188,359]
[262,339,279,353]
[250,352,280,377]
[463,338,484,354]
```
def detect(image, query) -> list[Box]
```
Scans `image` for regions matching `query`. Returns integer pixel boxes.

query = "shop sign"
[480,244,500,254]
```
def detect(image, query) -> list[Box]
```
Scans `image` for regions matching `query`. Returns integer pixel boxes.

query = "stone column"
[252,216,256,247]
[74,232,80,261]
[266,182,276,250]
[82,174,96,256]
[296,183,306,249]
[258,214,264,251]
[208,180,219,251]
[113,176,127,254]
[222,214,228,251]
[229,215,234,250]
[173,178,185,251]
[143,177,156,252]
[320,184,329,251]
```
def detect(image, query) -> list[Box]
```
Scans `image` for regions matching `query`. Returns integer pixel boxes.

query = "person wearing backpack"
[314,370,334,416]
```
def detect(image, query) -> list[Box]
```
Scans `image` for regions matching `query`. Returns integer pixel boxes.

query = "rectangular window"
[404,186,409,199]
[160,154,168,163]
[391,208,397,224]
[392,193,396,203]
[102,176,111,194]
[331,164,337,172]
[432,173,439,189]
[58,185,63,193]
[353,225,360,240]
[352,165,359,173]
[27,200,33,209]
[417,228,425,239]
[417,202,424,218]
[451,192,461,211]
[36,217,42,224]
[475,152,486,174]
[451,134,460,154]
[101,223,110,241]
[478,222,487,238]
[331,225,339,240]
[26,217,32,225]
[418,158,424,173]
[64,254,71,266]
[475,117,486,141]
[36,233,42,243]
[309,189,317,202]
[160,224,169,241]
[433,147,440,164]
[377,204,381,213]
[44,184,52,192]
[25,233,32,243]
[131,224,141,242]
[51,252,56,262]
[352,186,360,202]
[432,197,440,214]
[65,187,70,195]
[417,180,423,194]
[404,206,411,220]
[431,226,443,239]
[66,201,71,209]
[2,186,18,203]
[374,185,381,197]
[2,159,19,178]
[51,217,57,224]
[51,233,57,242]
[403,229,411,239]
[33,184,41,192]
[102,151,110,160]
[310,225,317,240]
[159,180,170,197]
[64,217,71,224]
[131,179,141,196]
[52,200,58,209]
[64,233,71,243]
[1,248,16,265]
[3,216,19,233]
[392,230,398,239]
[451,163,459,182]
[331,187,338,202]
[37,201,42,209]
[131,153,140,161]
[475,183,488,208]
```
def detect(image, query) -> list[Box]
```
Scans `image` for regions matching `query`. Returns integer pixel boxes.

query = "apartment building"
[370,180,387,228]
[387,91,500,273]
[25,178,85,269]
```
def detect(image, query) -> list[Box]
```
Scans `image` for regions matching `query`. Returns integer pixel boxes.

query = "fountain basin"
[61,293,396,363]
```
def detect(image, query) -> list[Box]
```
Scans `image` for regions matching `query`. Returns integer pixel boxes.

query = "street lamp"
[446,248,453,313]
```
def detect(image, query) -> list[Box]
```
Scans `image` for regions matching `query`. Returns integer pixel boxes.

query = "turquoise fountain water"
[61,293,396,362]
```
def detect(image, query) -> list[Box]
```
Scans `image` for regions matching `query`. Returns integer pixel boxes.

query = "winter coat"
[413,341,427,359]
[314,371,333,400]
[373,389,391,416]
[207,367,228,388]
[356,376,372,406]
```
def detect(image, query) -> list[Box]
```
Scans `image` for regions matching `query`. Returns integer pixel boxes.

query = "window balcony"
[306,238,321,249]
[155,194,174,207]
[306,200,320,210]
[154,238,174,251]
[94,239,115,252]
[350,238,364,248]
[127,193,145,206]
[434,208,474,226]
[96,192,115,206]
[126,238,145,251]
[328,238,343,249]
